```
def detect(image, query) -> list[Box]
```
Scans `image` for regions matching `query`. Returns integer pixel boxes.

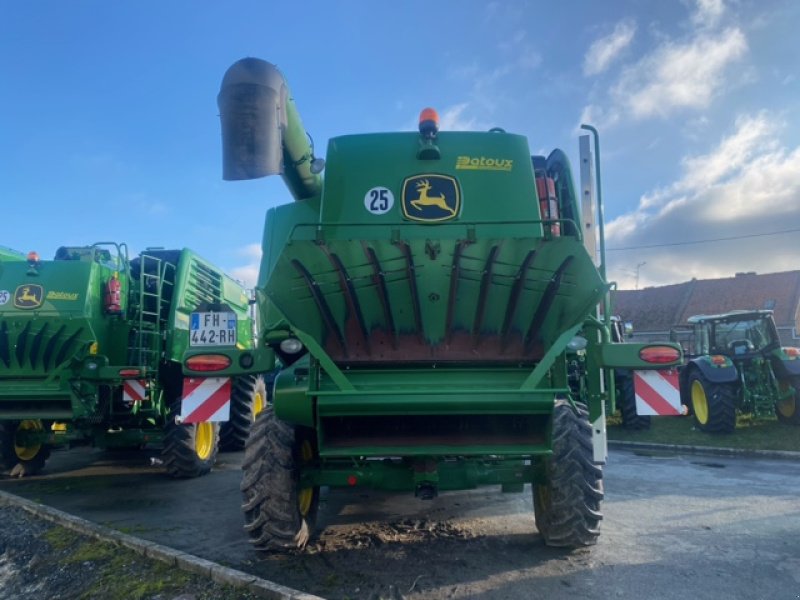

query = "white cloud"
[691,0,726,28]
[230,264,259,288]
[229,243,262,288]
[443,28,541,124]
[583,20,637,76]
[579,0,747,128]
[239,243,262,261]
[578,103,620,129]
[438,103,481,131]
[606,113,800,287]
[612,28,747,119]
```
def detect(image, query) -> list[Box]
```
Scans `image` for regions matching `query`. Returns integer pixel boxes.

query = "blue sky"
[2,0,798,289]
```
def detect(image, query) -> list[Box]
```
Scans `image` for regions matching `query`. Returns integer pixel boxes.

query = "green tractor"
[678,310,800,433]
[183,58,683,550]
[0,243,257,477]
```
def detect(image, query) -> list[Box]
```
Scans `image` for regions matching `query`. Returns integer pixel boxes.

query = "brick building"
[611,270,800,346]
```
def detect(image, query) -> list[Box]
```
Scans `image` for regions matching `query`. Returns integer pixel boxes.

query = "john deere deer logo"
[402,174,460,222]
[14,284,44,309]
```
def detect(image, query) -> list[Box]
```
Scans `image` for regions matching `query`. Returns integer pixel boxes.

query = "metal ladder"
[129,255,175,369]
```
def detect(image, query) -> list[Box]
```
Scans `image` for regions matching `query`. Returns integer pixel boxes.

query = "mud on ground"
[240,491,594,600]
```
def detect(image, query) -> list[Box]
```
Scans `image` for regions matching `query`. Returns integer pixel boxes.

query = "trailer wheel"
[0,420,51,476]
[162,400,219,478]
[533,400,603,547]
[775,378,800,425]
[618,373,650,430]
[219,375,268,452]
[241,407,319,552]
[688,371,736,433]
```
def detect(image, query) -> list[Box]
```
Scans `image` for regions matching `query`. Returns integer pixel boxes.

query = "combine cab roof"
[687,309,774,324]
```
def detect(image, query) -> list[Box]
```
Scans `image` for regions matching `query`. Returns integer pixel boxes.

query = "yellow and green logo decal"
[401,174,461,222]
[455,156,513,171]
[46,291,79,301]
[14,284,44,309]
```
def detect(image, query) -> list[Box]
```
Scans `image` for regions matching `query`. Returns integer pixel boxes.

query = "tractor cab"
[687,310,779,358]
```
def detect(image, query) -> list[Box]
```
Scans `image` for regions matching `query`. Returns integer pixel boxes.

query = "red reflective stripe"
[182,377,206,398]
[123,380,146,403]
[634,372,681,415]
[183,379,230,422]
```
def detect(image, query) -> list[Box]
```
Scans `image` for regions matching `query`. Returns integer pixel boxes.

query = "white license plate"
[190,312,237,346]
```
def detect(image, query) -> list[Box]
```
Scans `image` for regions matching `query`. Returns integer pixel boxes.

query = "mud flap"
[180,377,232,423]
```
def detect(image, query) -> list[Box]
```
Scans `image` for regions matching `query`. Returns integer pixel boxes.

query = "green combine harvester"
[0,243,258,477]
[183,58,683,550]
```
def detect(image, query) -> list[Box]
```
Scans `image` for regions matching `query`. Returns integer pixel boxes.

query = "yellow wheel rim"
[194,422,214,460]
[15,420,44,461]
[776,384,796,418]
[691,380,709,425]
[297,440,314,516]
[252,391,265,420]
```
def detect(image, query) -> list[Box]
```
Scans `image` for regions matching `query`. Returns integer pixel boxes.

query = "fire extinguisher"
[536,176,561,237]
[104,272,122,314]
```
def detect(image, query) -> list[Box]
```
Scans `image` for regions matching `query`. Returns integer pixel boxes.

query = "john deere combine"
[183,58,683,550]
[0,243,256,477]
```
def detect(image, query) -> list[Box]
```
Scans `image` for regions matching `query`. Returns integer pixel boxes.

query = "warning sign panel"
[633,370,682,416]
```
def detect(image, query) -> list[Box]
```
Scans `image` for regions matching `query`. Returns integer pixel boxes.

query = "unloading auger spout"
[217,57,321,201]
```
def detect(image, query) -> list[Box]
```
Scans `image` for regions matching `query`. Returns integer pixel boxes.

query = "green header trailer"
[0,243,257,477]
[184,58,683,550]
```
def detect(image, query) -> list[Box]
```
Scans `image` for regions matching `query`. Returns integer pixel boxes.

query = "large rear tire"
[533,400,603,547]
[241,407,319,552]
[162,400,219,478]
[688,371,736,433]
[776,378,800,425]
[0,420,51,476]
[618,373,651,430]
[219,375,267,452]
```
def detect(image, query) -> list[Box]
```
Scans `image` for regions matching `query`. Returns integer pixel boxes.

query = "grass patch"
[42,526,81,551]
[81,555,193,600]
[39,525,253,600]
[66,539,118,564]
[608,414,800,452]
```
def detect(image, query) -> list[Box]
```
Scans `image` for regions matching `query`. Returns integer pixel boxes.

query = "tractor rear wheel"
[689,371,736,433]
[219,375,268,452]
[533,400,603,547]
[775,378,800,425]
[162,400,219,478]
[0,420,51,476]
[241,407,319,552]
[619,374,650,430]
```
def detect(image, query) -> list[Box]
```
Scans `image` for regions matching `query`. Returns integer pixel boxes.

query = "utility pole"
[635,261,646,290]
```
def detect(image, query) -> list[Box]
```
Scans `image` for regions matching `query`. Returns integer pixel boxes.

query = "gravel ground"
[0,504,261,600]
